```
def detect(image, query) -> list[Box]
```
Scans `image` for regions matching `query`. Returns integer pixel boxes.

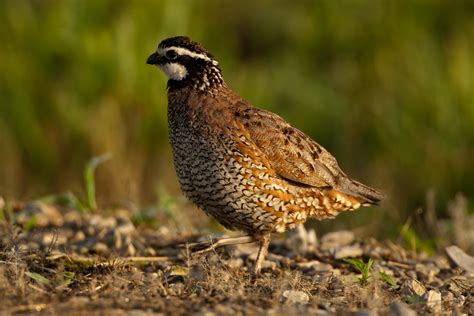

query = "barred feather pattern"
[167,86,383,235]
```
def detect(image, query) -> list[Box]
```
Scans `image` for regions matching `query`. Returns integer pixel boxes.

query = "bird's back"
[167,86,383,234]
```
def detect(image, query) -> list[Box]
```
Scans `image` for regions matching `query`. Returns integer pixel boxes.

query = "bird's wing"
[233,104,344,189]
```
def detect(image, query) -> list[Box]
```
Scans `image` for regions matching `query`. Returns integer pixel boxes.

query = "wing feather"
[233,104,343,189]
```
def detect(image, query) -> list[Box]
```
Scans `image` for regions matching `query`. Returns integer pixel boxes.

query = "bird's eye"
[165,50,178,60]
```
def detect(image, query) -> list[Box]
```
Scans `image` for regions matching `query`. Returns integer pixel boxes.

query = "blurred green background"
[1,0,473,238]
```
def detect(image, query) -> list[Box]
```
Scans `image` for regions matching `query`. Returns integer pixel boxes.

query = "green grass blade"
[83,153,112,211]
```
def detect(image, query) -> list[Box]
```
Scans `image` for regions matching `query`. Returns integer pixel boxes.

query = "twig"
[186,235,256,254]
[386,261,411,270]
[27,283,48,294]
[123,256,172,262]
[46,252,176,265]
[12,303,48,313]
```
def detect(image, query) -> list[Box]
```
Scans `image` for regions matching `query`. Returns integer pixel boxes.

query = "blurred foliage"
[0,0,473,235]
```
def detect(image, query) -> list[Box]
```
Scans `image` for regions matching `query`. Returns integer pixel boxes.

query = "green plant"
[405,294,425,305]
[0,199,11,223]
[39,192,85,213]
[344,258,373,286]
[399,225,436,256]
[83,153,111,211]
[23,215,37,231]
[379,271,397,287]
[25,271,51,286]
[25,270,75,289]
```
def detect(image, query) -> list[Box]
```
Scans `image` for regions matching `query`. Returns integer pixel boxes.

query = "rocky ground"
[0,200,473,315]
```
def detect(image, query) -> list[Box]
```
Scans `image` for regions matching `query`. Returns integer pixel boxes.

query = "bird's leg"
[252,233,271,276]
[188,235,255,255]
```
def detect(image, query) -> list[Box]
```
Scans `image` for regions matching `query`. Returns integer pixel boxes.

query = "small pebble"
[445,245,474,273]
[400,278,426,296]
[113,230,123,249]
[93,242,108,254]
[320,231,355,250]
[280,290,309,305]
[424,289,442,313]
[388,301,417,316]
[145,247,156,256]
[333,244,363,259]
[296,260,333,272]
[64,211,82,225]
[74,231,86,242]
[226,258,244,269]
[127,243,137,256]
[353,310,376,316]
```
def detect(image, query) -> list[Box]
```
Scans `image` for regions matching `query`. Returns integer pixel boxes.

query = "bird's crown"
[147,36,224,92]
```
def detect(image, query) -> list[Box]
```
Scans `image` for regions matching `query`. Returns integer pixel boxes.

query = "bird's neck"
[167,67,225,94]
[167,84,234,127]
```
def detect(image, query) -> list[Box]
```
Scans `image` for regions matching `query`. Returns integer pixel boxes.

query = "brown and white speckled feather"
[148,36,384,238]
[231,101,384,205]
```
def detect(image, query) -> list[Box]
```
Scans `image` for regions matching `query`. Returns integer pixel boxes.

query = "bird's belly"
[169,127,326,234]
[170,131,265,232]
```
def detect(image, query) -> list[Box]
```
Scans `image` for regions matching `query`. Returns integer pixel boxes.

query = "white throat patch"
[158,62,188,80]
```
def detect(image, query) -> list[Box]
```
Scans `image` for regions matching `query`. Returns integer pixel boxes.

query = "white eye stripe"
[157,46,219,65]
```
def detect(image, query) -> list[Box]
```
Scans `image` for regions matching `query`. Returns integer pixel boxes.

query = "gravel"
[0,201,473,314]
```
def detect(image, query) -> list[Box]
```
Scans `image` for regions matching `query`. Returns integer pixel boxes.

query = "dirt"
[0,201,473,315]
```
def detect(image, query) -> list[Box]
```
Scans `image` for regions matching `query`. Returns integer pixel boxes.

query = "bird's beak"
[146,52,162,65]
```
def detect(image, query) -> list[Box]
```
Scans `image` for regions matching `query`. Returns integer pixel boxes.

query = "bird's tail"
[313,179,384,218]
[337,178,385,206]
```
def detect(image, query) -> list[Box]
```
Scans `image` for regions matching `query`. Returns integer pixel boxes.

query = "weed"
[39,192,85,213]
[25,271,50,287]
[23,215,36,232]
[400,226,436,256]
[344,258,373,286]
[405,294,425,305]
[83,153,111,211]
[1,200,13,224]
[378,272,397,287]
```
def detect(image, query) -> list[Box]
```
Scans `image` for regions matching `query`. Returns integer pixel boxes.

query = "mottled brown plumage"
[147,36,384,275]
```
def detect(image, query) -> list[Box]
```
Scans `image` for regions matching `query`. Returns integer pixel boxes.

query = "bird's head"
[147,36,224,91]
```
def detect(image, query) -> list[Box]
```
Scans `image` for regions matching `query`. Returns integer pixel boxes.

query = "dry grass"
[0,201,473,315]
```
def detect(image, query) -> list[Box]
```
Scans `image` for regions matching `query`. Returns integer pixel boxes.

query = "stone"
[42,233,67,246]
[400,279,426,297]
[145,247,156,256]
[353,310,376,316]
[444,276,473,297]
[280,290,310,305]
[93,242,108,254]
[225,258,244,269]
[17,202,64,227]
[127,243,136,256]
[415,263,439,283]
[320,231,355,250]
[333,244,363,259]
[388,301,417,316]
[445,245,474,273]
[261,260,277,270]
[90,215,116,229]
[64,211,82,225]
[285,224,317,253]
[424,290,442,313]
[115,220,135,235]
[73,231,86,242]
[296,260,333,272]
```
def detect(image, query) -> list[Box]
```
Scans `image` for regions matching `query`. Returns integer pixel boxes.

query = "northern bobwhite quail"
[147,36,384,275]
